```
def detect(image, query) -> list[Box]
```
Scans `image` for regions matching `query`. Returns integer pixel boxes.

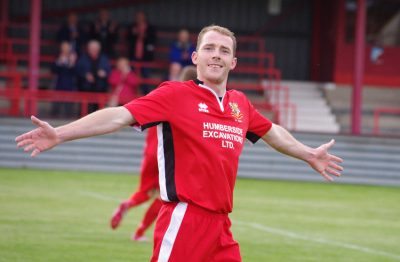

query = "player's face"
[192,31,237,85]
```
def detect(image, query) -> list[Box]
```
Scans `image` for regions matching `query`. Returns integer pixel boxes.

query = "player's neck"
[200,79,227,97]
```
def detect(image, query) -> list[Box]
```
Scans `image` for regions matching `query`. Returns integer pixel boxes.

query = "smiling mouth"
[208,64,223,68]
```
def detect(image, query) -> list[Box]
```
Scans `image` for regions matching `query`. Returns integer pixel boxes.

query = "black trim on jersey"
[246,131,262,144]
[141,121,161,131]
[194,79,204,85]
[162,122,179,201]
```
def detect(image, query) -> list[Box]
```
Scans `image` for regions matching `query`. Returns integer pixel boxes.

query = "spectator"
[128,11,157,94]
[169,29,196,80]
[114,25,130,58]
[108,57,139,106]
[56,12,87,55]
[90,9,118,58]
[51,41,77,118]
[76,40,111,113]
[128,11,156,62]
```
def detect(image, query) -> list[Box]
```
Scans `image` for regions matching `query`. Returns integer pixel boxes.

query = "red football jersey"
[124,80,272,213]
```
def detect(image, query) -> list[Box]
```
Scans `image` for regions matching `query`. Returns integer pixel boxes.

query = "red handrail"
[227,81,296,130]
[22,90,110,117]
[0,71,22,116]
[373,107,400,135]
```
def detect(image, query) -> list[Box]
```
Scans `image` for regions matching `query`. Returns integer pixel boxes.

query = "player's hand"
[97,69,107,78]
[15,116,59,157]
[86,73,95,83]
[307,139,343,181]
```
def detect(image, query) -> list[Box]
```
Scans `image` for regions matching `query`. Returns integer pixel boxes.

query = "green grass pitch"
[0,168,399,262]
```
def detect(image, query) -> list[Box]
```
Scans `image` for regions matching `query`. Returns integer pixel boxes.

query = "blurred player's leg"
[110,191,152,229]
[110,127,159,230]
[132,198,163,241]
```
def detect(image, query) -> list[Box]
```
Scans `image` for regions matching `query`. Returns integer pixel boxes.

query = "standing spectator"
[114,25,130,58]
[128,11,157,94]
[90,9,118,58]
[76,40,111,113]
[169,29,196,80]
[56,12,87,55]
[51,41,77,118]
[108,57,139,106]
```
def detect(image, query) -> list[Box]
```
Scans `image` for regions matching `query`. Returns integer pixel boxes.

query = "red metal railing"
[0,39,17,71]
[0,71,112,117]
[373,107,400,135]
[228,81,297,130]
[22,90,110,117]
[0,70,297,127]
[0,72,22,116]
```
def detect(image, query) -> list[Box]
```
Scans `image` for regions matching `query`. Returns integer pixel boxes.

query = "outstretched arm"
[15,106,135,157]
[262,124,343,181]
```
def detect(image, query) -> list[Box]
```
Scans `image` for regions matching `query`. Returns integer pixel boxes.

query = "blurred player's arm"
[15,106,135,157]
[262,123,343,181]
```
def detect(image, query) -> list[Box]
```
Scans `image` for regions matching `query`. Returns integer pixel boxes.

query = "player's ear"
[191,51,198,65]
[230,57,237,70]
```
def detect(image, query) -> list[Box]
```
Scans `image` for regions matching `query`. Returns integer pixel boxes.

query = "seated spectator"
[51,41,77,118]
[56,12,87,56]
[90,9,118,58]
[128,11,157,94]
[169,29,196,80]
[108,57,139,106]
[76,40,111,113]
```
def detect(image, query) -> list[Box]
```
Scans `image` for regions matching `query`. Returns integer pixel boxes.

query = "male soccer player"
[16,25,343,261]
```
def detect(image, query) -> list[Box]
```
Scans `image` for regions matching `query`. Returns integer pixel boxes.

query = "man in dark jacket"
[76,40,111,113]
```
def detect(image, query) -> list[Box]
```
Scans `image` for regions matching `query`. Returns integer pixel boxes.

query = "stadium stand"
[1,1,399,187]
[0,21,296,130]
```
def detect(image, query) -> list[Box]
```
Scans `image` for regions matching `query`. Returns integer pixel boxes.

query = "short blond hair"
[196,25,237,55]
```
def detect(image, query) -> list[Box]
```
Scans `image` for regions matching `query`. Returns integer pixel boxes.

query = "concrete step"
[0,159,139,173]
[295,116,337,124]
[279,81,339,133]
[294,126,340,133]
[294,107,333,114]
[245,149,400,162]
[1,118,400,187]
[238,171,400,187]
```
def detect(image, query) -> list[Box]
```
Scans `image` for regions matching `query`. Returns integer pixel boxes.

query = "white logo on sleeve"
[198,102,209,113]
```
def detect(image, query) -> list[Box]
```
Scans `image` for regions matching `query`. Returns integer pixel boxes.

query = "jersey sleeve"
[123,82,176,130]
[246,99,273,144]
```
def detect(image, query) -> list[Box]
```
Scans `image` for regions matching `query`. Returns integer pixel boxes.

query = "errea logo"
[198,102,209,113]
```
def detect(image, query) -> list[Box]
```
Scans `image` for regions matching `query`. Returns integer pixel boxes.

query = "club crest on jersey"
[198,102,209,113]
[229,102,243,122]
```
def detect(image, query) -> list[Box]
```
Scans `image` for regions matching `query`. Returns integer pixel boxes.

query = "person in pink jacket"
[108,57,139,106]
